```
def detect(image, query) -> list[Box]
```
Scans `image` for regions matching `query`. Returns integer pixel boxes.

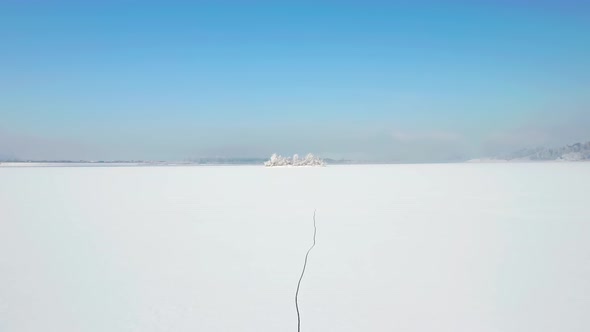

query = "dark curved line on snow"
[295,209,317,332]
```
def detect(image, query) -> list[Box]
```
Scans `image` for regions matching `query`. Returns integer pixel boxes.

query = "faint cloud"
[391,130,463,143]
[384,129,471,162]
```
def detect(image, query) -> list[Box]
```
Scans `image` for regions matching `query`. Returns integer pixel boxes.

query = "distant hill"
[470,141,590,162]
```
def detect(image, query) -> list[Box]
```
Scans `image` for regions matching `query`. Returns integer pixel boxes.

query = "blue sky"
[1,1,589,161]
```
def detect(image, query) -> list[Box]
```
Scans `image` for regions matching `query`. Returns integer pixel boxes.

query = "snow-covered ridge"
[471,141,590,162]
[264,153,326,167]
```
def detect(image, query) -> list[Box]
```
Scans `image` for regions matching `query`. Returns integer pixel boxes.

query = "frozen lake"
[1,164,589,332]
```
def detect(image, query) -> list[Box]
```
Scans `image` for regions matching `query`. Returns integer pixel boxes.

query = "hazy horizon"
[2,1,589,162]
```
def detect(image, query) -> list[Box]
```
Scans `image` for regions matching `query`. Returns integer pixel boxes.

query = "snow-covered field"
[1,164,589,332]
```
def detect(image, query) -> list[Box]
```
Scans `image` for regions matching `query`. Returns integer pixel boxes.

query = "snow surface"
[1,164,589,332]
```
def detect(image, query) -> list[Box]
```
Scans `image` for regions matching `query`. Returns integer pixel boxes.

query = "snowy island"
[264,153,326,167]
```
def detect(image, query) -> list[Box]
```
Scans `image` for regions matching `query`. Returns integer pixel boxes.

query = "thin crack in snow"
[295,209,317,332]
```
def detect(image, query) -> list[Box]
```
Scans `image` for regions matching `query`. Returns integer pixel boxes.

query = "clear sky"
[1,0,589,162]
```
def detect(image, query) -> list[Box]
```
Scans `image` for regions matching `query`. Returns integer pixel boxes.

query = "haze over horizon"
[2,1,589,162]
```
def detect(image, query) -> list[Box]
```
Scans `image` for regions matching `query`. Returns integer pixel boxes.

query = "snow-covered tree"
[264,153,325,167]
[265,153,287,166]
